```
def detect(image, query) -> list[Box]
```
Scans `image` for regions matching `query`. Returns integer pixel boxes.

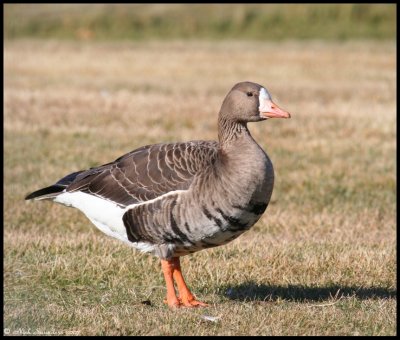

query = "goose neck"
[217,116,250,148]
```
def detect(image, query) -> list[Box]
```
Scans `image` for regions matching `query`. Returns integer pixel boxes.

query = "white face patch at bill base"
[258,87,272,116]
[259,87,272,102]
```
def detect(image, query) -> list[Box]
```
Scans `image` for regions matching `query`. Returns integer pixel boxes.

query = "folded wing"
[66,141,219,207]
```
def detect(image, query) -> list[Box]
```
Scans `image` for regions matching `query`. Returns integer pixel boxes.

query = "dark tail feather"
[25,170,85,200]
[25,185,65,200]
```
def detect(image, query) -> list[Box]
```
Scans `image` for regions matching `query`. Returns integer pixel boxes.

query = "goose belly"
[172,202,267,256]
[172,226,259,257]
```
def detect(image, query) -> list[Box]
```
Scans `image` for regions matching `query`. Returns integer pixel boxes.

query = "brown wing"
[66,141,219,207]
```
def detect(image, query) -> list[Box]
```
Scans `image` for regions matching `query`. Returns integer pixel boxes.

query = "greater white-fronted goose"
[25,81,291,308]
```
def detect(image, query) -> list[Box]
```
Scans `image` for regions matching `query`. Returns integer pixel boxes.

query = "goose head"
[219,81,291,123]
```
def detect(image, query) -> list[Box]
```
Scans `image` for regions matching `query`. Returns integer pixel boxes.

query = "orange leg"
[172,257,208,307]
[161,259,180,308]
[161,257,208,308]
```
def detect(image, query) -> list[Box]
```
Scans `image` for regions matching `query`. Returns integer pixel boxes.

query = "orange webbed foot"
[163,296,181,309]
[163,296,208,308]
[179,293,208,307]
[180,298,208,307]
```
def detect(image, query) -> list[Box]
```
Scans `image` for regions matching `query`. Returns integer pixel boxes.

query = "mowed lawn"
[4,40,396,336]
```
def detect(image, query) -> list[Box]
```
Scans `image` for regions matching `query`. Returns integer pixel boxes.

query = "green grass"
[4,39,396,335]
[4,4,397,41]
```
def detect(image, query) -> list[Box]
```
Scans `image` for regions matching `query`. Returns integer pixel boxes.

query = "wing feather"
[65,141,218,207]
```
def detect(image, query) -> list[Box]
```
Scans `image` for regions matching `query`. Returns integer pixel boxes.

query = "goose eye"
[246,92,253,97]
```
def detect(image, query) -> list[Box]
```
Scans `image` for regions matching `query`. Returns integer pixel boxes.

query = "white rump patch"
[53,189,188,255]
[55,192,157,252]
[55,191,128,242]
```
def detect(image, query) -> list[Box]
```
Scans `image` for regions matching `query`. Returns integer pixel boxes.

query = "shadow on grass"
[220,282,396,302]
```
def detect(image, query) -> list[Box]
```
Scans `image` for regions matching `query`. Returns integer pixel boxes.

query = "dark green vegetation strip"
[4,4,396,41]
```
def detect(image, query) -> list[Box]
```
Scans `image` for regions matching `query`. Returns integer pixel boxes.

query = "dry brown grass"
[4,39,396,335]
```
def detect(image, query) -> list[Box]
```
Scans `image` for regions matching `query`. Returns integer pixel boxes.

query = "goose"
[25,81,291,308]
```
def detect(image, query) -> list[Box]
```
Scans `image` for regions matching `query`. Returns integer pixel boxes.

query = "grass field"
[4,39,396,335]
